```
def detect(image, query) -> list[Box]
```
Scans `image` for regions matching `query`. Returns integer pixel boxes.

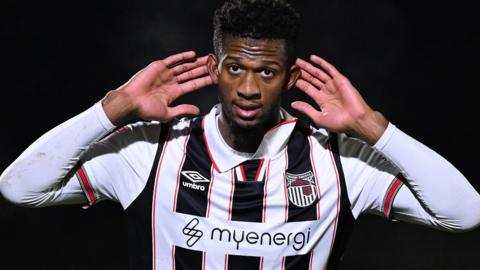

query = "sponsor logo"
[182,218,311,251]
[182,218,203,247]
[181,171,210,191]
[181,171,210,183]
[211,227,311,251]
[286,171,318,207]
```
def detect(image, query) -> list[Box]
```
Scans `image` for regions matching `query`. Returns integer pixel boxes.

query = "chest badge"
[286,171,318,207]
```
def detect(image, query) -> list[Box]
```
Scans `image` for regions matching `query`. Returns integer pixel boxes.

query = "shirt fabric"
[1,102,479,270]
[77,104,401,270]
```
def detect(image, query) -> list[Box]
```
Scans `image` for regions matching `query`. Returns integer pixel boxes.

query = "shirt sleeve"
[0,102,161,210]
[76,121,161,209]
[0,102,115,207]
[343,122,480,232]
[373,123,480,231]
[335,129,402,219]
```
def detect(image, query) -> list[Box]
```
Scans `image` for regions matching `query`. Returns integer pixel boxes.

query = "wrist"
[101,89,138,126]
[348,110,388,145]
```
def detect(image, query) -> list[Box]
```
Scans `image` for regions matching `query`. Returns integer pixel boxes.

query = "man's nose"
[237,72,261,99]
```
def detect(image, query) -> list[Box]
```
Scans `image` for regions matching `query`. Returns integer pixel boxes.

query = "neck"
[218,113,281,153]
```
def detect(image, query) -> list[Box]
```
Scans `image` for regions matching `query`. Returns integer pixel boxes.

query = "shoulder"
[298,121,384,162]
[100,120,163,146]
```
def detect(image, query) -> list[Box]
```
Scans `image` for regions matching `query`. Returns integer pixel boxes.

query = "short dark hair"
[213,0,301,65]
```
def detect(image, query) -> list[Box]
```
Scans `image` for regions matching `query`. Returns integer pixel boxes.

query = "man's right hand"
[102,51,213,126]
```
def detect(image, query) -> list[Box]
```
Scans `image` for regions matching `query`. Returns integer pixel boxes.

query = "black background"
[1,0,479,269]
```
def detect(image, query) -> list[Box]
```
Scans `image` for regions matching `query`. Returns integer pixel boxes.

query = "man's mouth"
[233,103,261,119]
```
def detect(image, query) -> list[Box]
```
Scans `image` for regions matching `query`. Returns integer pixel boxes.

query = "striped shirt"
[76,104,402,269]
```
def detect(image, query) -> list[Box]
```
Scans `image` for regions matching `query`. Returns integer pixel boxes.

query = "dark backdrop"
[1,1,479,269]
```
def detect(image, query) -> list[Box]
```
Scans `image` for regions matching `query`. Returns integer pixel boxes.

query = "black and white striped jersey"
[76,105,403,270]
[3,102,479,269]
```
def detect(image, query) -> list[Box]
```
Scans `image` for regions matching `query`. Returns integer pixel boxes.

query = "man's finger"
[295,79,330,106]
[290,101,324,128]
[310,55,341,78]
[296,58,331,82]
[172,56,208,75]
[163,51,196,67]
[168,104,200,119]
[178,75,213,95]
[176,66,209,83]
[300,70,324,89]
[295,78,320,97]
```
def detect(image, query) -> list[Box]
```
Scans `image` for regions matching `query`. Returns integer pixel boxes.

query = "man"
[1,0,479,269]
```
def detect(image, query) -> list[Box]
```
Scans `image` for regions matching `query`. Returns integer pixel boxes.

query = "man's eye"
[228,65,241,74]
[260,69,274,78]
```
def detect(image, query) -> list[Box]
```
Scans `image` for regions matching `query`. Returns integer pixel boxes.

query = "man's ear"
[286,64,301,90]
[207,54,219,84]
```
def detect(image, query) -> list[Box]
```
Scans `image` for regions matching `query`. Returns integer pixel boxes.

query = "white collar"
[203,104,298,173]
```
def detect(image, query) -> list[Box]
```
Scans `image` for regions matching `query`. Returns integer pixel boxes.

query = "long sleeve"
[0,102,115,207]
[374,123,480,231]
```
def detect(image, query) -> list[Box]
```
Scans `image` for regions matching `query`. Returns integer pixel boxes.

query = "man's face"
[208,36,299,131]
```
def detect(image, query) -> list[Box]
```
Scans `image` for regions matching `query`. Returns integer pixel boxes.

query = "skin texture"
[102,51,213,126]
[293,55,388,145]
[101,37,388,152]
[207,37,300,152]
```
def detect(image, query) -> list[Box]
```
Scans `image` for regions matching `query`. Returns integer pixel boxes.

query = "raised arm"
[293,54,480,231]
[0,51,212,206]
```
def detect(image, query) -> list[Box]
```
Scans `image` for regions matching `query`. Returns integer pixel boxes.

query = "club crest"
[286,171,318,207]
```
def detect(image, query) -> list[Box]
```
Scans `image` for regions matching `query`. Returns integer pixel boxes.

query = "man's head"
[213,0,300,66]
[208,0,301,141]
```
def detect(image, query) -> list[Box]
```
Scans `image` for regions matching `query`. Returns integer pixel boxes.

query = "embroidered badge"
[286,171,318,207]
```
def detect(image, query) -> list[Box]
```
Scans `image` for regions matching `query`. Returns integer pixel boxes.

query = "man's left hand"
[292,54,388,145]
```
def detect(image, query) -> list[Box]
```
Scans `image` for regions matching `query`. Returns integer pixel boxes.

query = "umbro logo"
[182,218,203,247]
[181,171,210,192]
[181,171,210,183]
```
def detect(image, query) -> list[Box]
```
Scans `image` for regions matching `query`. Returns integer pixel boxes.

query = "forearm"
[375,123,480,231]
[348,110,389,145]
[0,102,115,206]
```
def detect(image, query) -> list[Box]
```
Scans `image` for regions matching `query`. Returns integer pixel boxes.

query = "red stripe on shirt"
[308,136,321,220]
[206,166,215,218]
[171,245,175,270]
[383,177,403,218]
[76,165,95,205]
[202,117,221,173]
[152,131,171,270]
[309,250,314,270]
[262,160,271,223]
[172,132,191,212]
[327,142,341,252]
[283,150,289,222]
[254,159,265,182]
[228,170,235,221]
[240,164,247,182]
[265,118,298,134]
[202,252,206,270]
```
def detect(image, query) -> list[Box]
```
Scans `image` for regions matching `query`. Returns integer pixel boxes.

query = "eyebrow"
[224,56,282,67]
